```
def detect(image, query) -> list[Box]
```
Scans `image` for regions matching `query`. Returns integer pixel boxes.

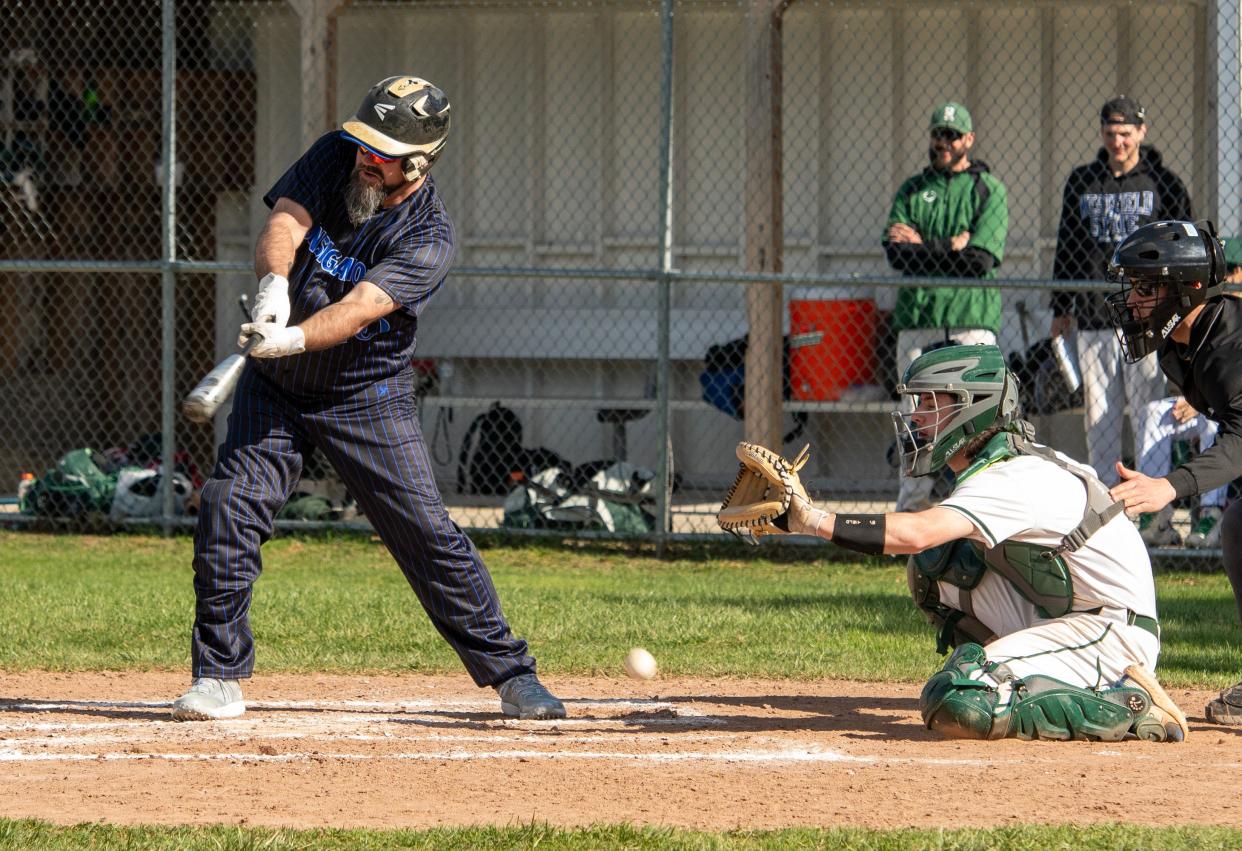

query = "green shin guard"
[920,644,1007,739]
[1001,676,1149,742]
[920,645,1170,742]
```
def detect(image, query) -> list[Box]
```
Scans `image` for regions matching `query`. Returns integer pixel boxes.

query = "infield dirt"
[0,671,1238,830]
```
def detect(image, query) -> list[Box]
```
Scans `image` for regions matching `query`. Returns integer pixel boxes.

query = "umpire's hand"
[1110,462,1176,519]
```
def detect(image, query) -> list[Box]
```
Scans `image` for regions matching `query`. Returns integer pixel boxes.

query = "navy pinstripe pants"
[190,366,535,686]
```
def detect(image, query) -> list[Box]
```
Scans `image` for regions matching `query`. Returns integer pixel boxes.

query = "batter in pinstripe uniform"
[172,76,565,722]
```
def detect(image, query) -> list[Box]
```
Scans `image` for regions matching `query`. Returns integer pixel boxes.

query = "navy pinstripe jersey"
[255,132,457,397]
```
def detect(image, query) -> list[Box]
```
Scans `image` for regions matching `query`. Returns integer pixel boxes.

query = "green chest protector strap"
[909,426,1127,649]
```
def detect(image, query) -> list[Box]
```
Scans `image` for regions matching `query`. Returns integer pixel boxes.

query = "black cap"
[1100,96,1145,126]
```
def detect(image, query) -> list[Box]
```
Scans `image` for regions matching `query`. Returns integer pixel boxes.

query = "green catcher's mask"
[892,344,1019,478]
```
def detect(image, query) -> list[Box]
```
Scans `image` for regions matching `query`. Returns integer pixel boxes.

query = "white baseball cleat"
[171,677,245,721]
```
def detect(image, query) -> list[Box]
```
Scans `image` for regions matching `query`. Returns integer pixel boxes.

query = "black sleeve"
[1166,347,1242,497]
[1157,171,1193,222]
[1051,173,1082,314]
[883,243,995,278]
[1168,407,1242,498]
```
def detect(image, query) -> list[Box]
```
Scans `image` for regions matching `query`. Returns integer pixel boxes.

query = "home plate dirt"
[0,671,1239,830]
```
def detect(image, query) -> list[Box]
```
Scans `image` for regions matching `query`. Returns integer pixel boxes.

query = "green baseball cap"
[929,102,972,135]
[1223,237,1242,269]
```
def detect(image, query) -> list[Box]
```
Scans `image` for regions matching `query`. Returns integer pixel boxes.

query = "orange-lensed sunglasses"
[357,145,398,164]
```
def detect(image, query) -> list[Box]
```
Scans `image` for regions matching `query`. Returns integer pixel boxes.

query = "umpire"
[1106,219,1242,727]
[172,76,565,721]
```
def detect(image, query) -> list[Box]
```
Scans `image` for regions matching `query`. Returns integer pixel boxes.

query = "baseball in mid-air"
[624,647,658,680]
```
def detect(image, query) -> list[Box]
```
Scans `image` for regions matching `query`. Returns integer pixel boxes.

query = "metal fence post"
[654,0,676,553]
[159,0,178,533]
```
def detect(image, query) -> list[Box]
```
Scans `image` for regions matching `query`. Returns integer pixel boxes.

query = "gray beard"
[345,172,387,226]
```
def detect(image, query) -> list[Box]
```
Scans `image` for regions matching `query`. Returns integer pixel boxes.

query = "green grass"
[0,531,1237,688]
[2,532,1239,849]
[2,820,1242,850]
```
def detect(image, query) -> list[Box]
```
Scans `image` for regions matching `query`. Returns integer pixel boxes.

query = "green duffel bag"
[24,448,118,518]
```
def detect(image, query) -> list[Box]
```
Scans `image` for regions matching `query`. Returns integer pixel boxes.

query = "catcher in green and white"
[761,343,1187,743]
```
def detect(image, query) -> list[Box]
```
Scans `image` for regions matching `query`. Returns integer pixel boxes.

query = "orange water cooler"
[788,299,879,401]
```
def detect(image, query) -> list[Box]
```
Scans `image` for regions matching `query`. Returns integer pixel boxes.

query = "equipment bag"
[502,463,657,535]
[456,402,525,495]
[700,335,796,419]
[699,334,807,442]
[24,448,118,518]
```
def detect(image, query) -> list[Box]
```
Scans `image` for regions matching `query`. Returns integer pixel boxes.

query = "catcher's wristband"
[831,514,886,555]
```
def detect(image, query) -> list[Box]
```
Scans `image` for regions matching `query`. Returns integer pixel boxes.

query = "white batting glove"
[240,322,305,358]
[239,273,291,346]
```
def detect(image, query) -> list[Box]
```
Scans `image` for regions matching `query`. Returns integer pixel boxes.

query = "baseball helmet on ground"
[892,344,1018,477]
[1105,219,1226,362]
[341,76,451,182]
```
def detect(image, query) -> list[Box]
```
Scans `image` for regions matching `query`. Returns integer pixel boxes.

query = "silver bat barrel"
[182,294,257,424]
[181,352,247,423]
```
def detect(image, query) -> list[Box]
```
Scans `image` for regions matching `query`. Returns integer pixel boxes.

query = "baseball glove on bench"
[716,442,814,542]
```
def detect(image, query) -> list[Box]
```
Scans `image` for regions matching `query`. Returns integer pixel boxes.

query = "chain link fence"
[0,0,1237,564]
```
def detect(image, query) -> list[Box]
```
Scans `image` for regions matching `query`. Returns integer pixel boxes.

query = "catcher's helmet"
[892,344,1018,477]
[1105,219,1225,362]
[341,76,451,182]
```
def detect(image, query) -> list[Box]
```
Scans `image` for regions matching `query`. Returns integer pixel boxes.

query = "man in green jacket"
[883,101,1009,511]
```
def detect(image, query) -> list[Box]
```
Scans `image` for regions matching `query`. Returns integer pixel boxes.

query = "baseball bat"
[181,295,257,424]
[181,340,256,424]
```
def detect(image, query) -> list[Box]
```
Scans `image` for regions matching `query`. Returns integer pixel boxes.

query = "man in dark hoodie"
[883,101,1009,511]
[1050,97,1192,507]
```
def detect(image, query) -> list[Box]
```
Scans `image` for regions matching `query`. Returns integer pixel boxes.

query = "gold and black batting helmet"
[341,76,451,181]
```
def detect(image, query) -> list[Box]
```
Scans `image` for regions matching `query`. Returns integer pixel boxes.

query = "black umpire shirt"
[1159,296,1242,498]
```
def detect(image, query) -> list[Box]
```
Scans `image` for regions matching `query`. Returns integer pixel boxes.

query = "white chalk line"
[0,695,737,763]
[0,700,723,746]
[0,737,1205,769]
[0,714,720,734]
[0,694,865,766]
[0,745,871,765]
[3,729,741,749]
[5,745,1206,768]
[1,696,706,715]
[1,697,1204,769]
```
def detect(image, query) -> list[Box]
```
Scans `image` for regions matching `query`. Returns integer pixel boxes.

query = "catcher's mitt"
[716,442,811,542]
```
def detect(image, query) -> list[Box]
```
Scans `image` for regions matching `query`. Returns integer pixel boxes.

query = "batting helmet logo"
[373,102,396,121]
